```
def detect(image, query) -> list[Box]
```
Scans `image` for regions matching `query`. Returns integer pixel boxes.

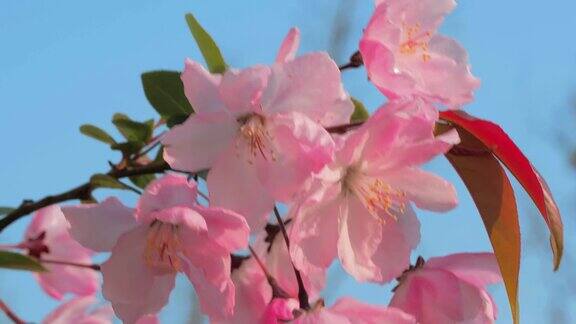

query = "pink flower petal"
[260,298,298,324]
[290,182,343,272]
[219,65,270,115]
[26,205,69,242]
[181,59,224,114]
[383,167,458,212]
[391,268,494,323]
[380,0,456,32]
[193,204,250,252]
[162,111,239,172]
[215,258,271,324]
[256,112,335,201]
[261,52,353,126]
[36,233,99,299]
[208,146,275,231]
[150,206,208,232]
[275,27,300,63]
[42,296,113,324]
[361,0,479,107]
[27,206,98,300]
[425,252,502,287]
[359,39,416,99]
[337,196,383,282]
[182,260,235,320]
[101,225,176,323]
[136,174,198,223]
[371,206,421,283]
[62,197,137,252]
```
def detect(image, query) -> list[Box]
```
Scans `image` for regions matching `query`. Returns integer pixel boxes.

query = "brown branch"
[0,161,171,232]
[0,299,25,324]
[0,117,365,234]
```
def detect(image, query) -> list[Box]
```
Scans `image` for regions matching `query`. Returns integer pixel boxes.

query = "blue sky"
[1,1,575,323]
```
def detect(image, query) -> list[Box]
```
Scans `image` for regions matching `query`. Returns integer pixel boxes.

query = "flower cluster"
[1,1,507,323]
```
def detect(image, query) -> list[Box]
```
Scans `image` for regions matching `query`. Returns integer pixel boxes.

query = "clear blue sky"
[1,1,575,323]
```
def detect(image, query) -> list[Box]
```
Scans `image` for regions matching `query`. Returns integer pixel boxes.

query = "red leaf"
[439,123,520,324]
[440,110,563,270]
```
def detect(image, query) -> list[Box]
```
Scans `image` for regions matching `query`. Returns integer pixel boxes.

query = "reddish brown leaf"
[440,124,520,324]
[440,110,563,270]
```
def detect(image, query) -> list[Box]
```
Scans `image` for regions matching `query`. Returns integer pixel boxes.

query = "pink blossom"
[22,205,98,300]
[390,253,502,323]
[360,0,480,108]
[216,223,325,323]
[62,174,250,323]
[290,99,459,283]
[42,295,113,324]
[291,298,416,324]
[162,28,353,230]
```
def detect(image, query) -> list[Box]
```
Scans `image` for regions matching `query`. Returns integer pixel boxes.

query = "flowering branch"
[0,161,171,232]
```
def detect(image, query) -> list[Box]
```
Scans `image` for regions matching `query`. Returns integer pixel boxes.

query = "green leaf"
[112,113,153,143]
[129,174,156,189]
[141,71,193,120]
[0,207,14,216]
[90,174,135,192]
[185,13,227,74]
[0,251,46,272]
[79,124,117,145]
[111,141,145,156]
[350,97,370,123]
[166,114,189,128]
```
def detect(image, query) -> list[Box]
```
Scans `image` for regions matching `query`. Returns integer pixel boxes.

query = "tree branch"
[0,118,366,234]
[0,299,25,324]
[0,161,171,232]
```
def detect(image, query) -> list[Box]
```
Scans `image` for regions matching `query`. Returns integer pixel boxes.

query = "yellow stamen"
[343,167,407,222]
[237,114,276,162]
[398,24,432,62]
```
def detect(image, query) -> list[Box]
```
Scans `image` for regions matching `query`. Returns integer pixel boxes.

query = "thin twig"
[41,259,101,271]
[325,121,365,134]
[132,131,166,161]
[0,161,171,232]
[272,206,310,310]
[248,245,290,299]
[0,299,25,324]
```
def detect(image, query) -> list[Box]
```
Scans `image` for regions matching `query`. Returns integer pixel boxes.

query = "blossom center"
[342,167,406,221]
[399,24,431,62]
[144,222,183,273]
[237,114,276,162]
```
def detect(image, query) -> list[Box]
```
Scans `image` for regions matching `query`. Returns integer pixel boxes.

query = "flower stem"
[41,259,101,271]
[248,245,289,299]
[272,206,310,310]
